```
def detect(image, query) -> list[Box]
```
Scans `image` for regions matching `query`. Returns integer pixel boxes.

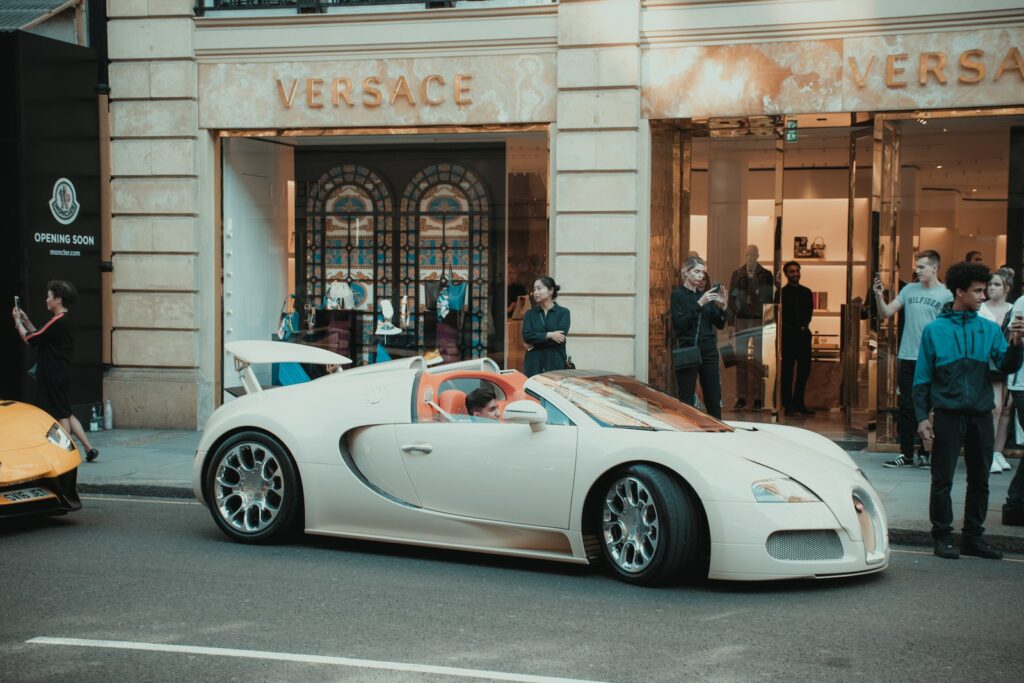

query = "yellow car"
[0,400,82,518]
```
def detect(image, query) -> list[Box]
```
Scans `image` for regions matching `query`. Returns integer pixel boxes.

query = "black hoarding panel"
[2,32,101,413]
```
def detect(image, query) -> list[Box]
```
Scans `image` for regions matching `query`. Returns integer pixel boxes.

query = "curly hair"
[944,262,990,296]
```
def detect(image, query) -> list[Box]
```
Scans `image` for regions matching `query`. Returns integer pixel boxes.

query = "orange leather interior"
[415,369,536,422]
[438,389,467,415]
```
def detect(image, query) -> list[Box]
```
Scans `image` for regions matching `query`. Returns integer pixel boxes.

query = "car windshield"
[534,371,732,432]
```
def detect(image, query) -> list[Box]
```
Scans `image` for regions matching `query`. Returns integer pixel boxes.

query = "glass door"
[843,128,874,434]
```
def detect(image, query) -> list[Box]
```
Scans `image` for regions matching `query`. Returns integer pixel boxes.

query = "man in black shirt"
[728,245,774,410]
[779,261,814,416]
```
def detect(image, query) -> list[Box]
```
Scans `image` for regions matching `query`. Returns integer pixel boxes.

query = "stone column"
[105,0,201,428]
[554,0,642,376]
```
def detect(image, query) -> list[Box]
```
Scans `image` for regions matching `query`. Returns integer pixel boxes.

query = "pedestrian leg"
[698,347,722,419]
[780,339,795,410]
[961,413,993,539]
[898,360,918,459]
[794,332,812,410]
[930,411,964,540]
[676,366,699,408]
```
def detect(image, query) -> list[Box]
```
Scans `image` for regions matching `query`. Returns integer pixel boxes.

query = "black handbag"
[673,311,702,370]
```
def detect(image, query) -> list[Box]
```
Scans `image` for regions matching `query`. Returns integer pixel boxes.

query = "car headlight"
[46,423,75,451]
[751,478,820,503]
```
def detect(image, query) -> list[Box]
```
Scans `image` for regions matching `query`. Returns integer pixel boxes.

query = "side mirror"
[502,400,547,432]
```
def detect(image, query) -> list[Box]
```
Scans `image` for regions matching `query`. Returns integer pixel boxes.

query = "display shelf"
[799,260,867,266]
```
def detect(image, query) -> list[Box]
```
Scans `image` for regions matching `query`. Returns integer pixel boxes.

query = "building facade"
[102,0,1024,448]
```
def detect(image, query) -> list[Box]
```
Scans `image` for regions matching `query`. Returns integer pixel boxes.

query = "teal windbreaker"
[913,308,1023,422]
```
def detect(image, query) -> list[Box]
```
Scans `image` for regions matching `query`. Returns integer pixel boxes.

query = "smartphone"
[13,295,19,309]
[711,282,722,292]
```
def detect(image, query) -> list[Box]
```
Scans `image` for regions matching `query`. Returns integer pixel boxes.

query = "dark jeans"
[781,330,811,410]
[898,359,922,457]
[734,318,763,402]
[1007,391,1024,508]
[930,410,993,540]
[677,341,722,419]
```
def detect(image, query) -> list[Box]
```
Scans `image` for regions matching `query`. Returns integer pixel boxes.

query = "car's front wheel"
[205,431,300,544]
[600,464,702,586]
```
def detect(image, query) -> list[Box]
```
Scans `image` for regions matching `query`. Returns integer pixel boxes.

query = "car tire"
[599,464,701,586]
[205,431,301,544]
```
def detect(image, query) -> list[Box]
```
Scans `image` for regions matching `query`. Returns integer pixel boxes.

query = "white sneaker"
[991,458,1002,474]
[994,452,1012,472]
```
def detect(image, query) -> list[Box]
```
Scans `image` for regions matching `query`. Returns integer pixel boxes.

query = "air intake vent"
[766,530,843,561]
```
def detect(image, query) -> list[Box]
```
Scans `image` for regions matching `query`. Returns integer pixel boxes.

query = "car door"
[393,419,578,528]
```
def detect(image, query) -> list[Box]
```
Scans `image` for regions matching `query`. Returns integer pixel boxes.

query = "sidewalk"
[75,429,1024,553]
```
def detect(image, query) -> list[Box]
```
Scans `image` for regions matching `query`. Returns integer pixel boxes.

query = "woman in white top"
[980,267,1014,473]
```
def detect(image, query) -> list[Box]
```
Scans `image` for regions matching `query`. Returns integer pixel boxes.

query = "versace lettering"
[275,74,473,109]
[849,47,1024,88]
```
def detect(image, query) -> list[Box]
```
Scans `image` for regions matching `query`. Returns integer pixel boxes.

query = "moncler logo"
[49,178,80,225]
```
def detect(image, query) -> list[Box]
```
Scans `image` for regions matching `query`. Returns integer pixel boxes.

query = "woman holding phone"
[671,255,727,418]
[12,280,98,462]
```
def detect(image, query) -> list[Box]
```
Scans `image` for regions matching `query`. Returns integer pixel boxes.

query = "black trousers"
[781,330,811,410]
[734,318,762,402]
[676,342,722,419]
[898,359,921,457]
[1007,391,1024,508]
[930,410,993,540]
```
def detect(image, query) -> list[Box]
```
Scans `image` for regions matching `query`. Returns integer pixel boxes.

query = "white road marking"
[27,637,606,683]
[891,548,1024,563]
[80,495,200,506]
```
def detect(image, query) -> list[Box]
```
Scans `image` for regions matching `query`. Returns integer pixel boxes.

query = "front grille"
[766,530,844,561]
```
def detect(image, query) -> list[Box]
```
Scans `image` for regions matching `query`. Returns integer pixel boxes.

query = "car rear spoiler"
[225,340,352,396]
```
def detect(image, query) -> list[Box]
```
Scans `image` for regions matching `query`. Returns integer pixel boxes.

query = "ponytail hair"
[536,276,560,300]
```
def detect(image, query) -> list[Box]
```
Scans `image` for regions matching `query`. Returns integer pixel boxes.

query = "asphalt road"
[1,496,1022,683]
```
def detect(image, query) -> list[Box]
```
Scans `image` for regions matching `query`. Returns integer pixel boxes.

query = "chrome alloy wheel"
[603,476,660,573]
[214,442,285,534]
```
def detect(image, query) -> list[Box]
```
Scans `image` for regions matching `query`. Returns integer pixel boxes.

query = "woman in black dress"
[671,256,727,418]
[12,280,98,461]
[523,276,571,377]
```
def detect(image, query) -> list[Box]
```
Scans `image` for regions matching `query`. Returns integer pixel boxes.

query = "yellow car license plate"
[2,487,53,503]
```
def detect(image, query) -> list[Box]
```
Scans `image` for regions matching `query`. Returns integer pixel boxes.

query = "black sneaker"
[753,399,763,411]
[734,398,746,410]
[934,537,959,559]
[884,455,914,468]
[86,448,99,462]
[916,454,930,469]
[961,537,1003,560]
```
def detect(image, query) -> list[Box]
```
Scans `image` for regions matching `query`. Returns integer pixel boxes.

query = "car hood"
[0,401,51,451]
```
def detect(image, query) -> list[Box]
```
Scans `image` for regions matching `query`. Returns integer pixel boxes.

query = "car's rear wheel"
[600,464,701,586]
[205,431,300,544]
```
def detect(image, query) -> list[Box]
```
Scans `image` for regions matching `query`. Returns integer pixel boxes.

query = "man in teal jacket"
[914,262,1024,560]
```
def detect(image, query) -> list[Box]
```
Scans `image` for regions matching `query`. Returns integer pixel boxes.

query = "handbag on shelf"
[673,311,703,370]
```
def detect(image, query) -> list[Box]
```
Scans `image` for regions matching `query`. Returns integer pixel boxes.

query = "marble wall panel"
[113,254,197,290]
[558,46,640,89]
[104,368,199,429]
[557,89,640,129]
[556,173,638,213]
[111,100,198,137]
[558,295,636,335]
[559,0,640,48]
[107,18,193,60]
[113,292,198,328]
[111,139,194,177]
[843,28,1024,111]
[569,336,635,375]
[112,216,196,252]
[555,214,638,253]
[198,54,556,129]
[557,131,638,171]
[111,178,197,214]
[112,330,197,367]
[643,40,843,118]
[556,254,636,293]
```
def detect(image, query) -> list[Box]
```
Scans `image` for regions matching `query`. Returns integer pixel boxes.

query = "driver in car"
[466,387,501,421]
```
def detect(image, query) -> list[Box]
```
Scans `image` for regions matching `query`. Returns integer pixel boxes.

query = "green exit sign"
[785,129,798,142]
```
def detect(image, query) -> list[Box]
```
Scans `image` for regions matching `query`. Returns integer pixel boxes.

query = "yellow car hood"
[0,401,77,485]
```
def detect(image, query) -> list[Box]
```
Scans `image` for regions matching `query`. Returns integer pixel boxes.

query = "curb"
[78,483,195,500]
[888,528,1024,555]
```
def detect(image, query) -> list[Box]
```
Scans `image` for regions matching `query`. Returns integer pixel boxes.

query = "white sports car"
[193,341,889,586]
